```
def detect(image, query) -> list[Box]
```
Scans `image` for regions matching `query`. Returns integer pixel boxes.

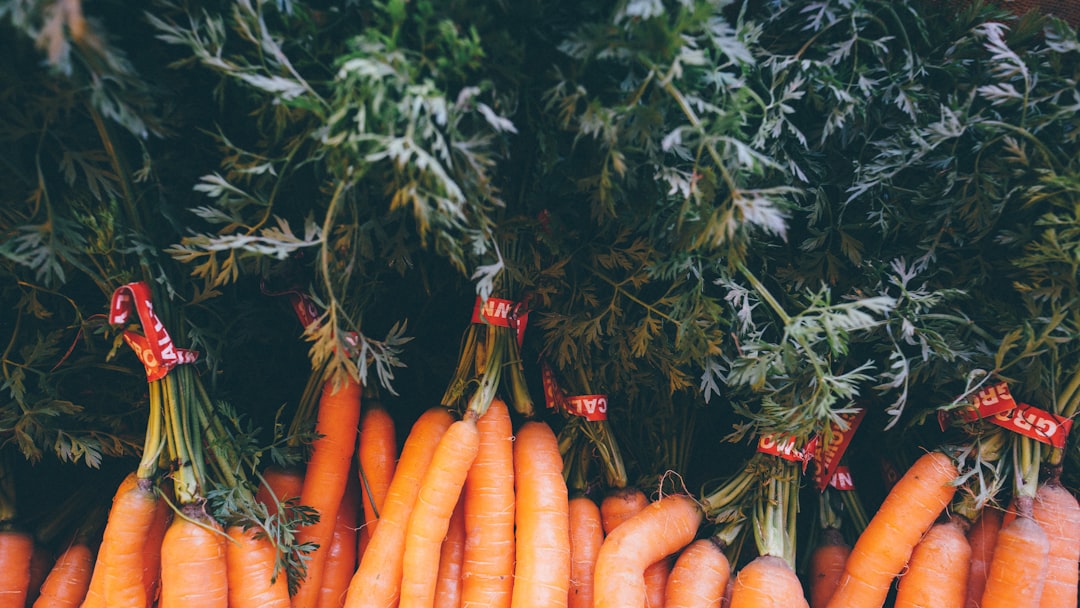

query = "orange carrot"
[600,487,649,535]
[729,555,808,608]
[399,413,481,608]
[358,401,397,548]
[293,377,363,608]
[1032,477,1080,608]
[141,495,171,606]
[225,525,290,608]
[808,528,850,608]
[593,494,703,608]
[598,486,672,608]
[644,556,672,608]
[894,517,972,608]
[825,451,958,608]
[965,508,1002,608]
[343,406,456,608]
[256,466,305,519]
[511,421,573,608]
[158,509,228,608]
[28,542,52,607]
[32,541,93,608]
[461,398,516,608]
[568,496,604,608]
[318,476,361,608]
[663,538,730,608]
[82,473,160,608]
[979,497,1049,608]
[433,494,467,608]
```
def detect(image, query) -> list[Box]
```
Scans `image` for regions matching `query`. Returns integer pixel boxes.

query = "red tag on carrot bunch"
[812,408,865,492]
[565,395,608,421]
[828,465,856,491]
[471,296,528,346]
[938,382,1017,430]
[990,403,1072,449]
[757,434,816,469]
[540,362,607,421]
[109,281,198,381]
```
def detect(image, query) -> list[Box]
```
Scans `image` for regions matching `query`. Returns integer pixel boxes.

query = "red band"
[990,403,1072,449]
[758,434,816,471]
[813,409,865,492]
[109,282,198,381]
[828,465,856,491]
[471,296,528,346]
[565,394,608,421]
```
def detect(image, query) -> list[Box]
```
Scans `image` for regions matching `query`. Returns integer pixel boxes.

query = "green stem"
[137,378,166,480]
[1014,436,1042,500]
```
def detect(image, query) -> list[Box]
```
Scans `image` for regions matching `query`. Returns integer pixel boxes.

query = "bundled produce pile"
[2,0,1080,606]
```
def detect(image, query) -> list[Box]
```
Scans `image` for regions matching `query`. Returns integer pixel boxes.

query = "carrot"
[664,538,730,608]
[358,400,397,548]
[141,495,171,607]
[158,508,228,608]
[979,496,1049,608]
[461,397,516,608]
[256,466,305,519]
[293,377,363,608]
[0,530,35,607]
[343,406,456,608]
[568,496,604,608]
[318,476,361,608]
[434,494,467,608]
[598,486,675,608]
[600,487,649,535]
[225,525,290,608]
[511,421,573,608]
[964,508,1002,608]
[399,412,481,608]
[593,494,703,608]
[28,542,52,607]
[1032,476,1080,608]
[33,541,93,608]
[82,473,160,608]
[729,555,809,608]
[825,451,958,608]
[808,528,850,608]
[644,556,673,608]
[894,516,972,608]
